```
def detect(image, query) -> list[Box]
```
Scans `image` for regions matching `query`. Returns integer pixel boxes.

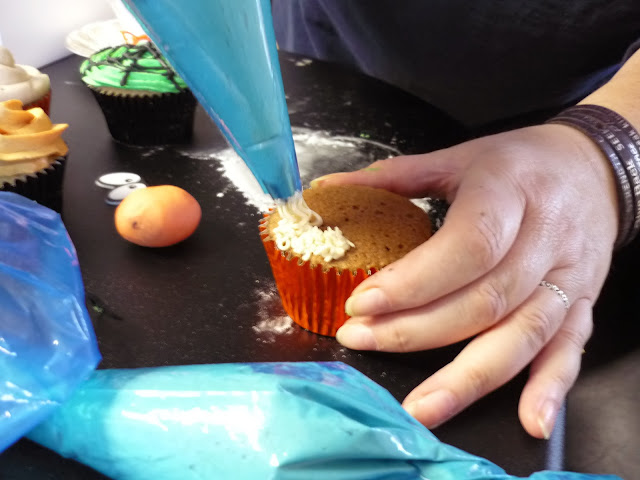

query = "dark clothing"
[272,1,640,127]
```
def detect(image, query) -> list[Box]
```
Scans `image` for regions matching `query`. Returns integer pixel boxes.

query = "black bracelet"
[547,105,640,248]
[555,108,640,240]
[581,108,640,238]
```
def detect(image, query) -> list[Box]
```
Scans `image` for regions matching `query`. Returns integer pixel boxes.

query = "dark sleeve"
[622,38,640,62]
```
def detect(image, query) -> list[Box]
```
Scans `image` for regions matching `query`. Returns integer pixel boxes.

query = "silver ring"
[539,280,570,310]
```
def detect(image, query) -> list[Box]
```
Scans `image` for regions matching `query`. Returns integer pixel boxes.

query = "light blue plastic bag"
[28,362,619,480]
[0,192,101,452]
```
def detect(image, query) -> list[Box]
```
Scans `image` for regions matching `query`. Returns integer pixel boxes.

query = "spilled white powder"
[253,316,294,336]
[251,284,294,339]
[184,148,274,211]
[185,128,408,213]
[140,146,165,157]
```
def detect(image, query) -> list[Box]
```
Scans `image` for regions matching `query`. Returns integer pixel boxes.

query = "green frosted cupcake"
[80,43,197,146]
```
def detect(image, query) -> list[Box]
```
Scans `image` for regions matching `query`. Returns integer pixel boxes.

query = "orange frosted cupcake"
[260,184,432,336]
[0,100,68,212]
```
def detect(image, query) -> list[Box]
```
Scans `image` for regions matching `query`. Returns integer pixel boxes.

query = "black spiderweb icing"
[84,43,186,91]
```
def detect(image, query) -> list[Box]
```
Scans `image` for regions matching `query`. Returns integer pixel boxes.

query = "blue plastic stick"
[122,0,301,200]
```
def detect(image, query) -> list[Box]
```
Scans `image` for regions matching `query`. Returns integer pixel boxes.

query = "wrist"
[543,122,619,232]
[546,105,640,248]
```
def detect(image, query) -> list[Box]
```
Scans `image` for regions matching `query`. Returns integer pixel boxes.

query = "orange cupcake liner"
[23,90,51,116]
[260,219,375,337]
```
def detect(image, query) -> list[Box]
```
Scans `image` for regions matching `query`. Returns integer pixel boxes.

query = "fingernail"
[404,401,418,418]
[404,390,457,428]
[537,400,558,440]
[336,324,378,350]
[310,175,333,188]
[344,288,389,316]
[344,296,355,316]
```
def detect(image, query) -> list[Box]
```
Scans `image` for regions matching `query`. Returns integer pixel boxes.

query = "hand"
[311,124,619,438]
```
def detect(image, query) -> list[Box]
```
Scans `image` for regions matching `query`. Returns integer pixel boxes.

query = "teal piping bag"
[28,362,619,480]
[122,0,301,200]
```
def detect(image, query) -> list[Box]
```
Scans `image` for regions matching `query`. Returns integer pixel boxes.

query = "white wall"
[0,0,114,67]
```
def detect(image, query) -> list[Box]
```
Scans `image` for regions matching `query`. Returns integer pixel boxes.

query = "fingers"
[518,298,593,439]
[337,214,555,352]
[310,150,469,198]
[401,277,577,430]
[343,170,525,319]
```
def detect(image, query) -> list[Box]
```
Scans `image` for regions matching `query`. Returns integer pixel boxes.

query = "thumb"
[310,149,468,199]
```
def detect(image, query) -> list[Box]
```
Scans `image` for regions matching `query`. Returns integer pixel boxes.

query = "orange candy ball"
[114,185,202,247]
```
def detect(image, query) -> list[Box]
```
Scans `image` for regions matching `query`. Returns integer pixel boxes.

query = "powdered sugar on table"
[182,128,405,213]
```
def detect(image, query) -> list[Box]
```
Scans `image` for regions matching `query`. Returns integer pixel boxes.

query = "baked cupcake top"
[0,47,50,105]
[0,99,68,177]
[264,185,432,272]
[79,43,188,94]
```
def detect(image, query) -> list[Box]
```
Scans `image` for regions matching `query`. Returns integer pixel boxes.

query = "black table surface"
[0,52,637,479]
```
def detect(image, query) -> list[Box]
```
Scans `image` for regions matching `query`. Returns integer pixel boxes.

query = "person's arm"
[310,47,640,439]
[582,46,640,124]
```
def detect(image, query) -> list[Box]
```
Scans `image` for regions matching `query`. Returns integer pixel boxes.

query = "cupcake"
[260,185,432,336]
[0,100,68,212]
[0,47,51,114]
[79,43,196,146]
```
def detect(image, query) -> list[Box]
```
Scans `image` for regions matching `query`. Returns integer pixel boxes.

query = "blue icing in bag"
[122,0,301,200]
[28,362,619,480]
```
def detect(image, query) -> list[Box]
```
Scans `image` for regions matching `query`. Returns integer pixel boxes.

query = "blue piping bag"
[0,193,100,453]
[28,362,619,480]
[121,0,301,200]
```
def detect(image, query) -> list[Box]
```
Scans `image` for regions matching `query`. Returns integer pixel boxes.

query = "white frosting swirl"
[0,47,50,104]
[273,192,355,262]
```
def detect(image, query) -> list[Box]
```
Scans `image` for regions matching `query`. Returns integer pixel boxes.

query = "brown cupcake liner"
[260,218,374,337]
[23,89,52,116]
[88,87,196,146]
[0,157,66,213]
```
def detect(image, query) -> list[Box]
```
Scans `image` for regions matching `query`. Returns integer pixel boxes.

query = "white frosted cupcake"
[0,47,51,114]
